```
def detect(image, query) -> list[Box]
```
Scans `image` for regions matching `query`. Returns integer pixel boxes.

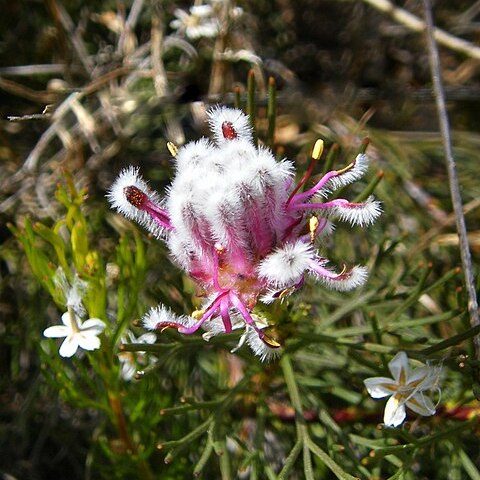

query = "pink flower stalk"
[108,106,381,361]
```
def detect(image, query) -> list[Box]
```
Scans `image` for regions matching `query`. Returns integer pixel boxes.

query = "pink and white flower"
[108,106,381,360]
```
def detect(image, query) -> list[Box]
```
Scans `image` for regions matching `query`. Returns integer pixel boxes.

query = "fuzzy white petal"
[314,265,368,291]
[107,167,165,238]
[332,196,382,227]
[258,241,314,287]
[219,139,258,172]
[166,232,194,270]
[245,328,281,362]
[317,153,370,196]
[242,148,293,195]
[207,106,253,145]
[174,138,216,174]
[259,289,278,304]
[204,188,246,248]
[143,305,196,331]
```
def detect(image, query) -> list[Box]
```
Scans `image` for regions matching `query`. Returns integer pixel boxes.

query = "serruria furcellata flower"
[108,106,381,360]
[43,307,106,358]
[364,351,442,427]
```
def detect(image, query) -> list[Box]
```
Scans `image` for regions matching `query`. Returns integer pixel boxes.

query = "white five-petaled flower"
[170,5,220,40]
[118,330,157,381]
[43,307,106,358]
[364,351,442,427]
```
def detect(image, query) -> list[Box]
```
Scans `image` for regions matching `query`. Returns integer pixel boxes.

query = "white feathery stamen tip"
[107,166,166,238]
[317,153,370,196]
[259,288,280,304]
[246,328,282,362]
[107,167,151,215]
[143,305,195,331]
[335,196,382,227]
[258,241,314,287]
[207,106,253,145]
[317,265,369,291]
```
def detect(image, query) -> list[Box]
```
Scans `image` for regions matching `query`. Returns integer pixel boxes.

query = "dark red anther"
[124,185,147,208]
[221,121,238,140]
[156,321,181,332]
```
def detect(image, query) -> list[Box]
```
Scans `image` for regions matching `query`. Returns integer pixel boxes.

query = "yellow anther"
[262,334,282,349]
[311,139,324,160]
[167,141,178,157]
[338,264,347,276]
[279,286,295,300]
[336,162,354,175]
[191,309,205,320]
[309,216,319,243]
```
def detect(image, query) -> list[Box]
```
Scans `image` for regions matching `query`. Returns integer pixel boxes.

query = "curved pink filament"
[288,170,339,205]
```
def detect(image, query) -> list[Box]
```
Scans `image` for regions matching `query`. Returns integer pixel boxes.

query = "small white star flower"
[43,308,106,358]
[119,331,157,381]
[170,5,220,40]
[364,351,442,427]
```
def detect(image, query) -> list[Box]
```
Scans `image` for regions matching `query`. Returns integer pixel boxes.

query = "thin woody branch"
[362,0,480,60]
[422,0,480,370]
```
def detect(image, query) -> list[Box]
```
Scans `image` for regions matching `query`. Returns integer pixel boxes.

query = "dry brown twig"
[411,198,480,257]
[361,0,480,61]
[422,0,480,371]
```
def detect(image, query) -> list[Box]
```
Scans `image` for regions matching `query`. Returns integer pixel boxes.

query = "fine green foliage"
[4,99,479,479]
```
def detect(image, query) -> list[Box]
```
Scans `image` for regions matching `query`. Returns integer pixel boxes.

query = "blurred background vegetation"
[1,1,479,479]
